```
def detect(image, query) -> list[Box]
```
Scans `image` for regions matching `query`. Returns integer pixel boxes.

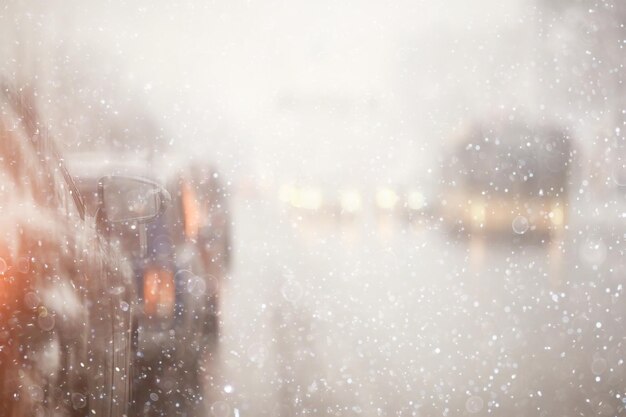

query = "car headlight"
[279,184,296,204]
[376,188,399,210]
[407,191,425,210]
[340,190,362,213]
[288,187,323,210]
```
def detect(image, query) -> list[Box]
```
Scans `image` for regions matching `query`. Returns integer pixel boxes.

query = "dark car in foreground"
[68,154,231,411]
[0,88,168,417]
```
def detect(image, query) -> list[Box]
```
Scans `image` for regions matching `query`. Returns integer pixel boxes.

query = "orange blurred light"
[182,181,202,239]
[143,267,175,317]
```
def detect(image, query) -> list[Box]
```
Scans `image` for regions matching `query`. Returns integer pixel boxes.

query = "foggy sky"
[2,0,541,186]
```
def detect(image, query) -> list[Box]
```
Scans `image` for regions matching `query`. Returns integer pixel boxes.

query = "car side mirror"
[98,176,170,224]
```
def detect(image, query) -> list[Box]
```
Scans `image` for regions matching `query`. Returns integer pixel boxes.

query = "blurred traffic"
[1,0,626,416]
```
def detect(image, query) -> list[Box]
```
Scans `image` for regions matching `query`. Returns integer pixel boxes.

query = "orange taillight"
[0,255,30,306]
[143,267,175,317]
[182,181,201,239]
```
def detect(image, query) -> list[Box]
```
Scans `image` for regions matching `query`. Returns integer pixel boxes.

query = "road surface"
[188,197,626,417]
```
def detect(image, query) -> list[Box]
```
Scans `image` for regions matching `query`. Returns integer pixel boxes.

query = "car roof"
[66,151,187,184]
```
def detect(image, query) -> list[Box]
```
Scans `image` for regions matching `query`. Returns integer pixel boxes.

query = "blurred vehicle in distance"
[280,183,367,224]
[279,184,324,212]
[440,120,573,239]
[68,153,231,410]
[188,162,232,278]
[0,87,166,417]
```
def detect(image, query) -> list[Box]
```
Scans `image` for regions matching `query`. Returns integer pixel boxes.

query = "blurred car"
[440,120,573,238]
[279,184,324,212]
[187,162,232,278]
[0,88,167,416]
[68,155,231,396]
[279,184,367,224]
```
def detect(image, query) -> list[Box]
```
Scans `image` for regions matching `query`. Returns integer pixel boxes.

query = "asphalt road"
[196,198,626,417]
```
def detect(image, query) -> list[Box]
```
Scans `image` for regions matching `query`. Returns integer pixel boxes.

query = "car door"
[60,165,134,417]
[0,85,138,417]
[0,101,92,417]
[100,232,134,417]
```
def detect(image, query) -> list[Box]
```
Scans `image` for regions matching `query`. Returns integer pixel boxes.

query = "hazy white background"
[1,0,547,187]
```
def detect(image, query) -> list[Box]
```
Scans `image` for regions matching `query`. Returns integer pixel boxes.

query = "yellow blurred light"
[376,188,399,210]
[407,190,425,210]
[340,190,362,213]
[278,184,296,203]
[291,187,323,210]
[144,267,175,318]
[470,201,486,225]
[549,205,564,226]
[182,181,201,239]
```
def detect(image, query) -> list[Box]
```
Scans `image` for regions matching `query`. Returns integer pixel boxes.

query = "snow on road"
[199,196,618,417]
